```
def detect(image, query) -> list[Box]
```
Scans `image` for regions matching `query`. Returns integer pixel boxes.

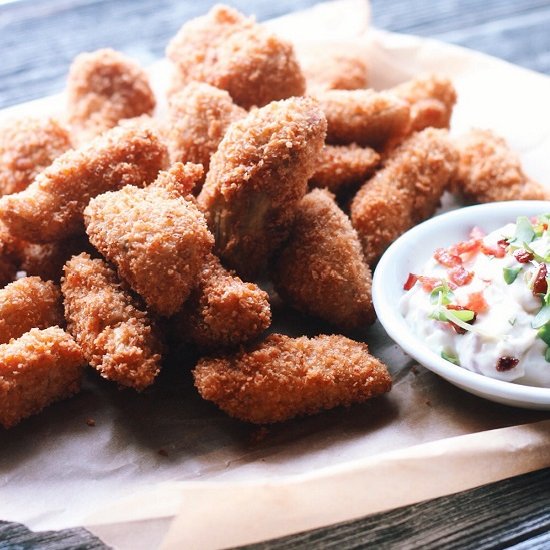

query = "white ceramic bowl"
[372,201,550,410]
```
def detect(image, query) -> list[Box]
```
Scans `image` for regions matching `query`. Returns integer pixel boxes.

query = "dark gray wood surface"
[1,0,549,548]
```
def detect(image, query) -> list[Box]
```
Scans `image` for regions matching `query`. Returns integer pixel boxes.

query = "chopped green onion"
[441,350,460,365]
[508,317,516,326]
[545,348,550,363]
[544,280,550,306]
[512,216,535,245]
[537,323,550,346]
[430,284,454,305]
[448,309,475,322]
[503,267,521,284]
[532,304,550,329]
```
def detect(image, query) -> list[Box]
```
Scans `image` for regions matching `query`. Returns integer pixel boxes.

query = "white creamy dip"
[400,215,550,388]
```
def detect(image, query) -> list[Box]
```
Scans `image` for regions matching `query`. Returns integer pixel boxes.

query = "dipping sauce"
[400,215,550,388]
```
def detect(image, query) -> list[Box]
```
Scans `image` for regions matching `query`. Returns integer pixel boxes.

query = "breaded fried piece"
[309,144,380,193]
[193,333,392,424]
[0,126,168,243]
[166,5,305,109]
[452,129,548,203]
[0,327,85,429]
[296,41,369,92]
[314,89,410,150]
[0,117,71,196]
[62,253,161,391]
[0,277,64,345]
[85,163,213,316]
[67,48,156,144]
[351,128,458,265]
[17,235,93,283]
[198,96,327,278]
[0,221,20,287]
[166,82,246,178]
[391,74,457,133]
[174,253,271,348]
[274,189,375,330]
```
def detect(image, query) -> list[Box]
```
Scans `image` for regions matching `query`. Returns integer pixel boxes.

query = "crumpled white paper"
[1,2,549,549]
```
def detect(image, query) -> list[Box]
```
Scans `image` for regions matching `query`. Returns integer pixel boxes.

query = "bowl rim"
[372,200,550,406]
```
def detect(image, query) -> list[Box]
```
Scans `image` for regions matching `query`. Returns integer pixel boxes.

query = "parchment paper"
[1,1,549,549]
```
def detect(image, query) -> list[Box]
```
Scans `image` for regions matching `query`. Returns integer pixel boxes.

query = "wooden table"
[0,0,549,548]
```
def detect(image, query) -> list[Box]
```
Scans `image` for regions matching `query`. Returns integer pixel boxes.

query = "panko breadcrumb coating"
[67,48,156,144]
[451,129,548,203]
[198,96,327,278]
[62,253,161,390]
[193,333,392,424]
[295,41,369,92]
[274,189,375,330]
[85,163,213,316]
[0,277,64,345]
[0,327,85,429]
[174,253,271,348]
[309,144,380,193]
[0,125,168,243]
[391,74,457,133]
[314,89,410,150]
[351,128,458,265]
[166,82,246,178]
[0,117,71,196]
[166,4,305,109]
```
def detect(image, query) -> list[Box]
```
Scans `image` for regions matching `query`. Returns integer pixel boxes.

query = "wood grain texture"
[238,468,550,549]
[0,521,109,549]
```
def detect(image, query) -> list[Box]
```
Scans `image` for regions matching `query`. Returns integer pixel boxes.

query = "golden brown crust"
[391,74,457,133]
[193,333,392,424]
[274,189,375,329]
[67,48,156,144]
[166,82,246,180]
[296,42,369,92]
[351,128,458,265]
[0,125,168,243]
[174,253,271,348]
[166,5,305,109]
[198,96,327,279]
[313,89,410,150]
[452,129,549,203]
[84,164,213,316]
[0,327,85,429]
[309,144,380,193]
[62,253,161,390]
[0,277,64,345]
[0,117,71,196]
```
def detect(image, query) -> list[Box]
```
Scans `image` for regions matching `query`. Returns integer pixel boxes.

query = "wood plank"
[237,468,550,549]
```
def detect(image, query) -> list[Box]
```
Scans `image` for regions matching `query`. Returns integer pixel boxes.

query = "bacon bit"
[496,356,519,372]
[403,272,418,290]
[513,249,534,263]
[449,266,474,286]
[481,241,506,258]
[434,248,462,267]
[449,238,481,256]
[158,448,169,457]
[418,275,442,292]
[447,304,477,334]
[497,238,509,248]
[469,226,485,239]
[464,291,488,314]
[532,263,548,295]
[86,418,96,427]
